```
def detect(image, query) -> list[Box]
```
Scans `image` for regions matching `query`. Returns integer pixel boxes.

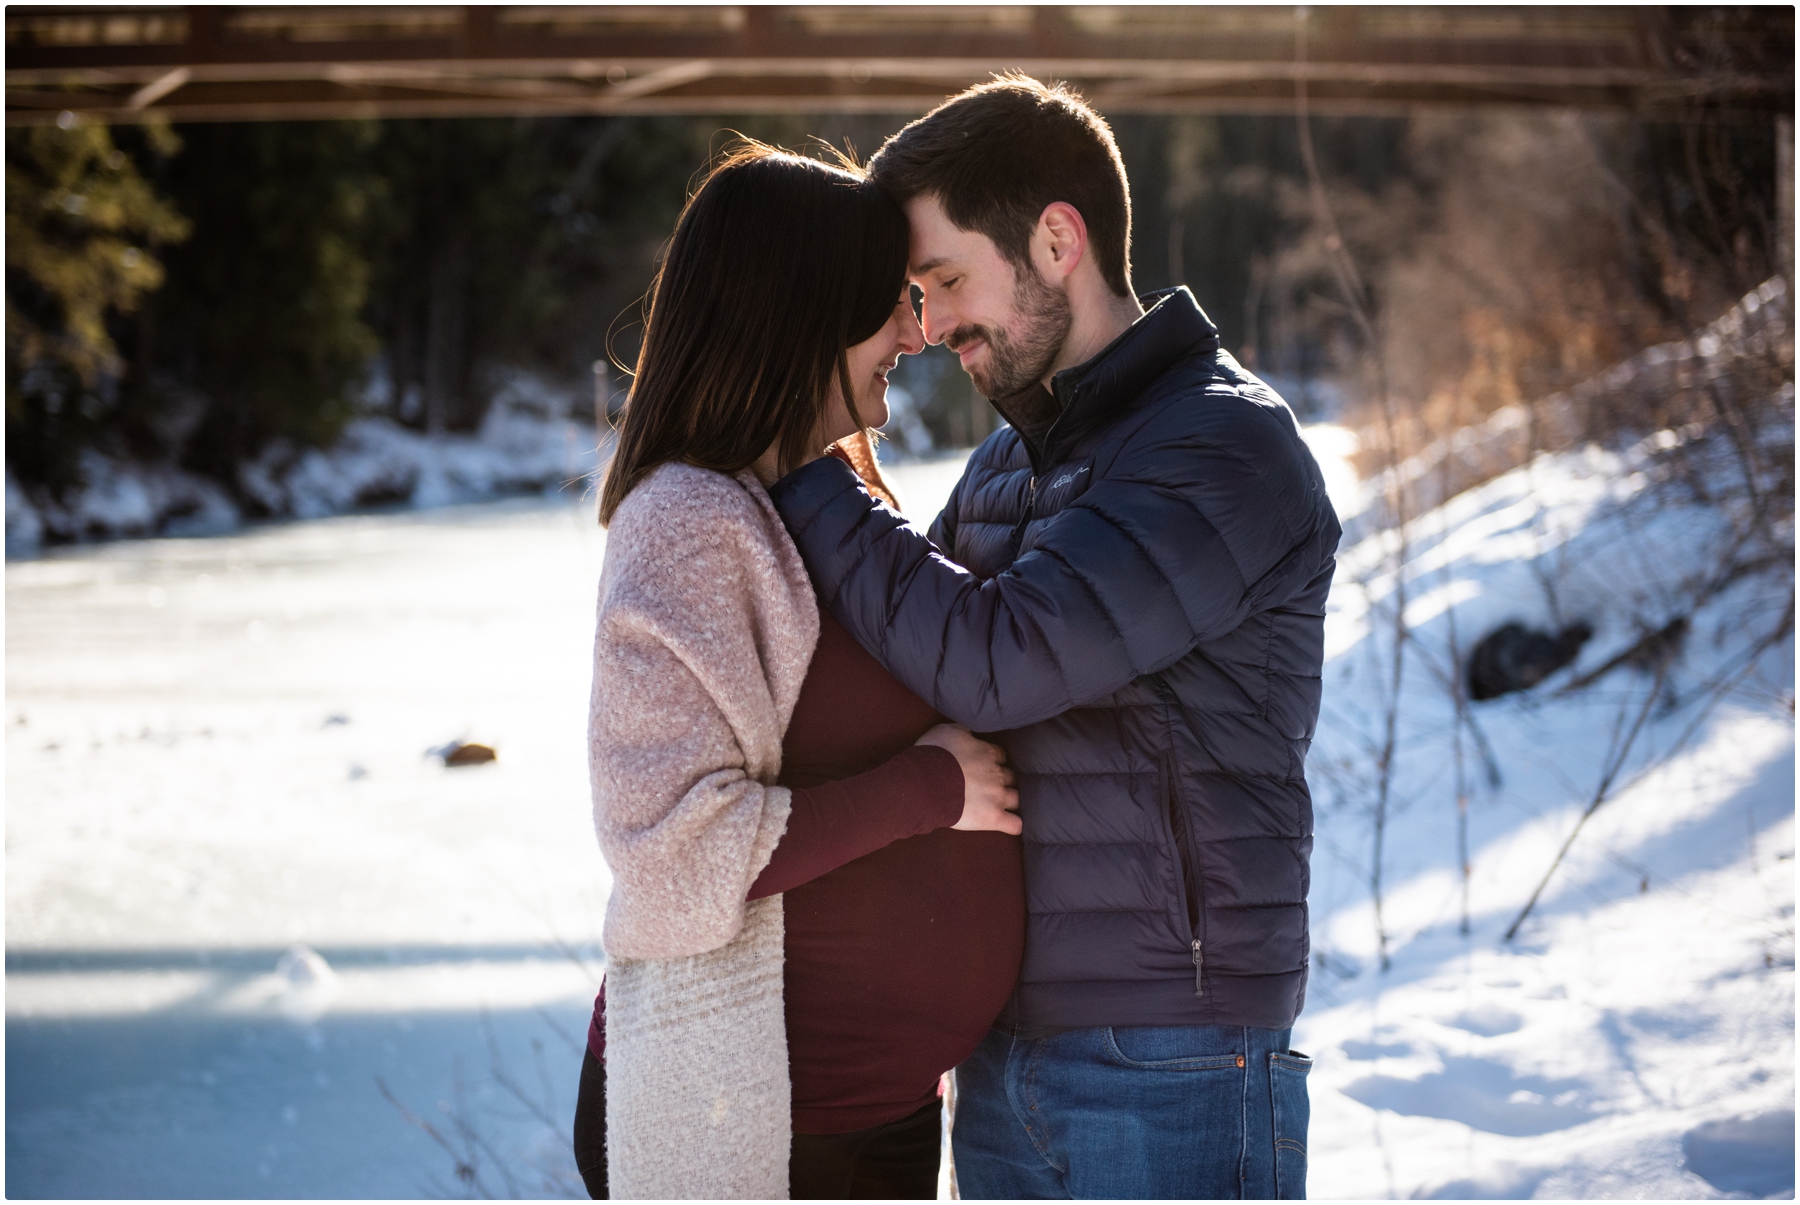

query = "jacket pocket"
[1160,754,1204,994]
[1269,1050,1312,1199]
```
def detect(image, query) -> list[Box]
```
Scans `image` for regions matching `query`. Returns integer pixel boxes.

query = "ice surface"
[7,492,617,1197]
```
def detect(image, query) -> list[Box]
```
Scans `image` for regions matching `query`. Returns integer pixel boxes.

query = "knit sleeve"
[590,468,816,960]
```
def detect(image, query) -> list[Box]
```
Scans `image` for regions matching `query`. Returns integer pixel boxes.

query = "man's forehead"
[908,253,955,278]
[904,197,991,276]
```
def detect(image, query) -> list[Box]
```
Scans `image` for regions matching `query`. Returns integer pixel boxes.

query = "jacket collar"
[992,286,1222,470]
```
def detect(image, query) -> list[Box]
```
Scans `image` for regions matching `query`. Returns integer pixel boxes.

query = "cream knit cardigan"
[591,459,820,1200]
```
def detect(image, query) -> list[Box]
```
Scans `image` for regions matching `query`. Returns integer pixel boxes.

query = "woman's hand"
[915,723,1022,835]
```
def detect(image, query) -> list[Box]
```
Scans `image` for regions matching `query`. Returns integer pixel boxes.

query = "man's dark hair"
[870,74,1133,297]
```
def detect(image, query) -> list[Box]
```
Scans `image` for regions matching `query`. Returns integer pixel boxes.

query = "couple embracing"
[576,75,1340,1201]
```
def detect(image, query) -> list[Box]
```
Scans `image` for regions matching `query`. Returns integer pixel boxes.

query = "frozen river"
[6,460,971,1199]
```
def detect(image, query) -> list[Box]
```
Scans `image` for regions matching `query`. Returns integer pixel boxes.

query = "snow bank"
[240,408,600,522]
[7,452,240,557]
[6,379,604,558]
[6,467,45,554]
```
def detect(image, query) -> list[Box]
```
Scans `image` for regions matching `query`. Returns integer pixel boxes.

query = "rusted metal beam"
[6,5,1791,125]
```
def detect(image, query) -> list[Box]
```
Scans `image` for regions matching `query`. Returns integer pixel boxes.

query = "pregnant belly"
[781,827,1024,1135]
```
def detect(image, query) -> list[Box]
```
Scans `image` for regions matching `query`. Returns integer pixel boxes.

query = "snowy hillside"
[1294,422,1795,1199]
[879,421,1794,1199]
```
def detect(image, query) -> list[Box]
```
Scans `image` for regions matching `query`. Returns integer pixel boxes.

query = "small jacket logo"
[1050,467,1090,489]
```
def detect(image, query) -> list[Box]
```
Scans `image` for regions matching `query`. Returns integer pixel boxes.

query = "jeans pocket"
[1102,1027,1244,1071]
[1269,1050,1312,1199]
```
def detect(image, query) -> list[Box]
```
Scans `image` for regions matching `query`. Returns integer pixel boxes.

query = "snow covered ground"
[1297,426,1794,1199]
[7,428,1792,1198]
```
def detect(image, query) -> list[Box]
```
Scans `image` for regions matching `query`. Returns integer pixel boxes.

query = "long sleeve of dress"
[591,744,963,1062]
[749,746,962,899]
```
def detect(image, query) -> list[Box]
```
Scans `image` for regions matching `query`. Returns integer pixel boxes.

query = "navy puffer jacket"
[770,288,1340,1032]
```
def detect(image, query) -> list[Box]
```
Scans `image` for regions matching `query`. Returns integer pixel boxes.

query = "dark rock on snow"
[1468,621,1594,701]
[442,742,497,767]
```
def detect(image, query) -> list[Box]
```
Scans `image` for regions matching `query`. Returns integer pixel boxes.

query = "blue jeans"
[952,1024,1311,1199]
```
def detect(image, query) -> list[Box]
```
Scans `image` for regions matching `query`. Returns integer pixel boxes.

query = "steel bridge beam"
[6,5,1792,125]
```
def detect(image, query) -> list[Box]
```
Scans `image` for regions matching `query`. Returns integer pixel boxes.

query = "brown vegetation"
[1283,110,1790,494]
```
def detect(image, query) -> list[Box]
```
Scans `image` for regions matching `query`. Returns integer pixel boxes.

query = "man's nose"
[897,302,926,355]
[919,295,955,347]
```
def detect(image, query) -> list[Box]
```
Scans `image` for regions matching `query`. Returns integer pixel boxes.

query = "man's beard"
[946,264,1072,400]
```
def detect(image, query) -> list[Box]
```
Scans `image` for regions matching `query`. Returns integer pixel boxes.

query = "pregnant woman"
[573,142,1025,1199]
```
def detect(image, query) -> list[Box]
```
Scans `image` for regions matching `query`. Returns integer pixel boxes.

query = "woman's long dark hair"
[599,141,910,526]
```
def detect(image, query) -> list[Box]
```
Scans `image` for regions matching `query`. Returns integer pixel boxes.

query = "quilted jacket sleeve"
[770,406,1335,732]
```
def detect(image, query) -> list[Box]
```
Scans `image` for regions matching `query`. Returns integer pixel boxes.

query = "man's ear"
[1033,202,1087,283]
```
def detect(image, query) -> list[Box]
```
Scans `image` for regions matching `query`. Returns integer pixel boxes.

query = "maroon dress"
[588,608,1025,1134]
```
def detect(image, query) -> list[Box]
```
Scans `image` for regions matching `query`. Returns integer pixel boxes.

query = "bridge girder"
[6,5,1792,125]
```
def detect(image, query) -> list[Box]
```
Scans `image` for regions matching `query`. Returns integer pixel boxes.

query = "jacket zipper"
[1163,753,1204,996]
[1009,474,1040,560]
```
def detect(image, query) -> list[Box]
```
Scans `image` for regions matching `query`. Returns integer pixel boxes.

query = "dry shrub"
[1297,111,1790,499]
[1378,115,1663,446]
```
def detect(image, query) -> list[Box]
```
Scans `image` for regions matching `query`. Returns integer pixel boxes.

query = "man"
[769,76,1340,1200]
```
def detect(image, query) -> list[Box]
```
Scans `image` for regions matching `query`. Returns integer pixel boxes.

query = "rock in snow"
[441,742,497,768]
[1466,620,1594,701]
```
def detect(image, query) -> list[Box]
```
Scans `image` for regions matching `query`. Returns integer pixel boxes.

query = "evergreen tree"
[363,116,717,432]
[5,119,188,492]
[141,121,382,480]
